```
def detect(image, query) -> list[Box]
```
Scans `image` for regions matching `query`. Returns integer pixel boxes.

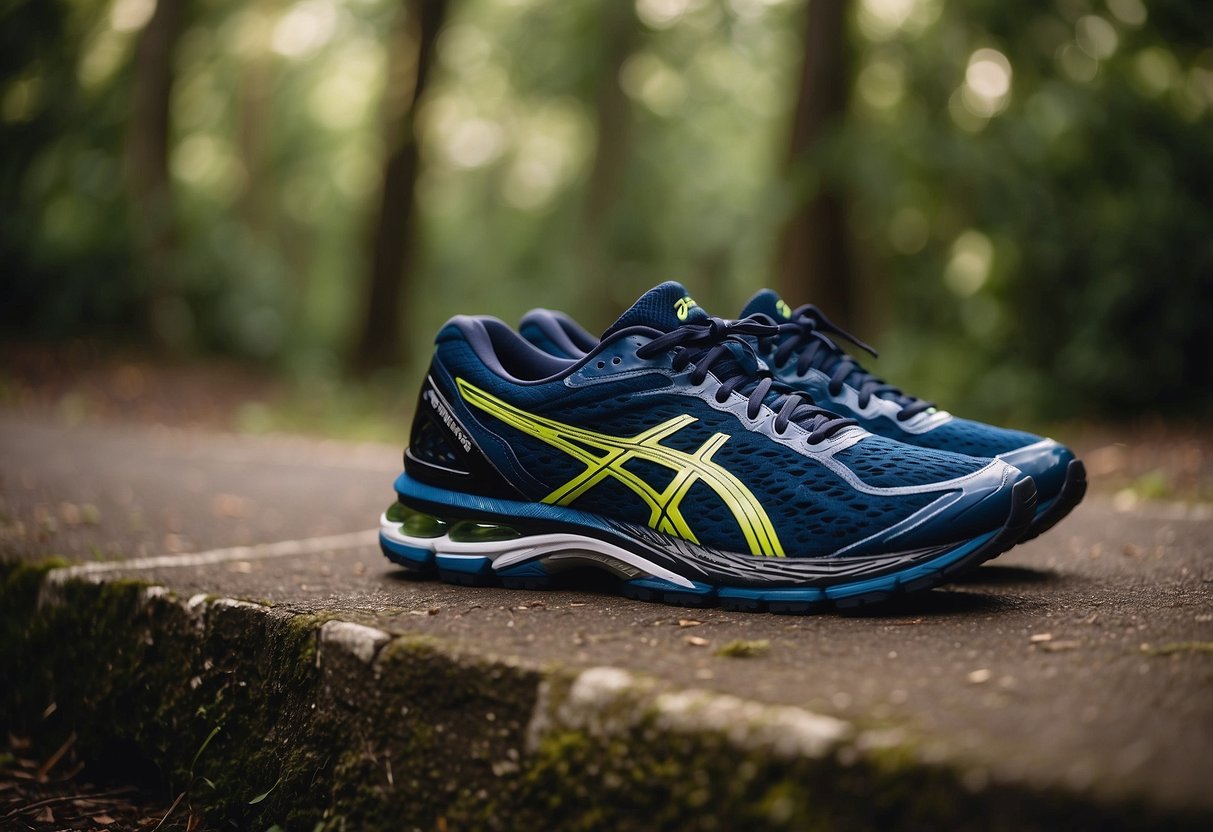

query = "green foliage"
[1,0,1209,420]
[1,1,139,339]
[833,0,1213,420]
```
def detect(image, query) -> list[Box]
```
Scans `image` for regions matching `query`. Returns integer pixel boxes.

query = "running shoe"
[382,282,1036,613]
[520,289,1083,542]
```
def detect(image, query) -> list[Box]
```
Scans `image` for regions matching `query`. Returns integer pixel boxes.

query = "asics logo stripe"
[455,378,784,557]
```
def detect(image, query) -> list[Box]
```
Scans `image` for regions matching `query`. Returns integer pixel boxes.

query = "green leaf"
[249,777,282,805]
[189,724,222,777]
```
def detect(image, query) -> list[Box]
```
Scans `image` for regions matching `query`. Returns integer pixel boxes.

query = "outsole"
[1019,459,1087,543]
[379,478,1037,615]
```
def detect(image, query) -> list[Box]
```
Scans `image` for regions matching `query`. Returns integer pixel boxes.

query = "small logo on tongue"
[674,295,699,321]
[775,298,792,318]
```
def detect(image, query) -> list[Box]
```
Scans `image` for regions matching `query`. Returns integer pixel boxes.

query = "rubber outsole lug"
[379,477,1037,615]
[1019,459,1087,543]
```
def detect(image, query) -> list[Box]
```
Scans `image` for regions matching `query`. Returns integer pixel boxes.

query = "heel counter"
[404,366,523,499]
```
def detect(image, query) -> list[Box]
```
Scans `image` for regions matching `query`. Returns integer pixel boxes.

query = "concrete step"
[2,555,1209,832]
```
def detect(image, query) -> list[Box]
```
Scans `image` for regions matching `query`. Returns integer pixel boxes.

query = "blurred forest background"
[2,0,1211,427]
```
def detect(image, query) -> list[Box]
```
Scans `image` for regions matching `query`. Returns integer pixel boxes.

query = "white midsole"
[379,513,695,588]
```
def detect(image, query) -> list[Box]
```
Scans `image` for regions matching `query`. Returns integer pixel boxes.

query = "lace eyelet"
[611,356,621,365]
[596,360,606,369]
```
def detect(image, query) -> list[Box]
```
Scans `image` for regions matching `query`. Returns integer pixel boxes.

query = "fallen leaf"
[34,806,54,823]
[967,668,993,684]
[677,619,702,628]
[1040,640,1082,652]
[684,635,709,647]
[92,814,116,825]
[1029,633,1053,643]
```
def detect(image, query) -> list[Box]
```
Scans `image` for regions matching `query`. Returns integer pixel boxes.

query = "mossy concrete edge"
[2,560,1207,831]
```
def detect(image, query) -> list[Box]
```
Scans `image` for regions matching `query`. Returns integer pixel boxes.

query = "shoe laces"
[763,304,935,421]
[635,316,857,443]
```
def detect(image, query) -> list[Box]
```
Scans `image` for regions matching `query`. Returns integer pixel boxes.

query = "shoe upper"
[409,282,1028,560]
[737,289,1076,503]
[519,289,1075,506]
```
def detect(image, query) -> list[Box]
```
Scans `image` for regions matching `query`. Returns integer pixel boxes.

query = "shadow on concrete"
[840,588,1018,619]
[382,567,1038,620]
[949,564,1059,587]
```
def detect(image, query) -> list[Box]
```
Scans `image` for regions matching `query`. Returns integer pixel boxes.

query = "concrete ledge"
[2,560,1208,831]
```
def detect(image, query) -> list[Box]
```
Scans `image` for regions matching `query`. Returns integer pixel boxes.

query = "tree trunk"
[776,0,856,326]
[577,2,638,330]
[238,47,274,242]
[126,0,188,348]
[354,0,448,374]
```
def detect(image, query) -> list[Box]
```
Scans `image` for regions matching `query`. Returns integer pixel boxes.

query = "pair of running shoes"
[379,281,1086,614]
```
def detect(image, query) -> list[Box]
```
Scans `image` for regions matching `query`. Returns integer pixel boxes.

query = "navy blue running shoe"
[520,290,1083,542]
[384,282,1036,613]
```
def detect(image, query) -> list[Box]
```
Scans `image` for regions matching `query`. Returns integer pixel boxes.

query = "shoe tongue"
[602,281,710,338]
[740,288,793,321]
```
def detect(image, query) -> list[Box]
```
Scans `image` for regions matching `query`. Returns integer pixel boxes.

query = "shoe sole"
[378,476,1037,615]
[1019,459,1087,543]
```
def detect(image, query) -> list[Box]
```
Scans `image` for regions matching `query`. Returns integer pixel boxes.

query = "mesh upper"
[601,280,708,337]
[833,434,987,488]
[676,435,937,555]
[910,418,1040,458]
[516,325,573,360]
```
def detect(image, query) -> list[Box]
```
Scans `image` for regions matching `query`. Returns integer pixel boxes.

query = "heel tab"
[518,309,597,359]
[437,314,516,337]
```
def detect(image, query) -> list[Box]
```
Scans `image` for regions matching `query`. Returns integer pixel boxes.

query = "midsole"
[380,514,696,589]
[388,470,1018,589]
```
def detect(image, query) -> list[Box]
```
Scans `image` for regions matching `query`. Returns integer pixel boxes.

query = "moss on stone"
[713,638,771,658]
[2,566,1209,832]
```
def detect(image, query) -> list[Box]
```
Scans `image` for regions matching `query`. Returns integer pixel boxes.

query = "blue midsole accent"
[497,561,550,578]
[823,529,995,599]
[626,577,714,596]
[380,532,434,567]
[435,553,494,574]
[717,586,826,603]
